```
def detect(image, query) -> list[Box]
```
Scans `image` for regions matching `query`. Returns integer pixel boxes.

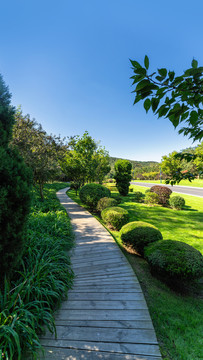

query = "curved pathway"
[40,188,162,360]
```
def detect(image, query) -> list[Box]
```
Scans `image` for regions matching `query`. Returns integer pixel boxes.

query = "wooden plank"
[41,326,158,344]
[74,277,138,285]
[54,309,151,321]
[72,257,125,268]
[73,264,133,275]
[67,291,145,301]
[69,286,142,293]
[75,269,133,279]
[40,341,161,357]
[54,319,154,330]
[41,347,162,360]
[60,300,148,310]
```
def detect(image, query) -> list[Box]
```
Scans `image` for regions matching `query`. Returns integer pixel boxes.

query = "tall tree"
[61,132,110,189]
[0,75,31,280]
[12,108,68,200]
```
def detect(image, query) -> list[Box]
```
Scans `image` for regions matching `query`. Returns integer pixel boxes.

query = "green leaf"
[135,79,151,91]
[168,71,175,81]
[130,59,142,68]
[134,68,147,76]
[144,98,151,112]
[192,59,198,69]
[158,68,167,78]
[156,75,165,82]
[144,55,149,70]
[151,98,160,112]
[189,111,198,125]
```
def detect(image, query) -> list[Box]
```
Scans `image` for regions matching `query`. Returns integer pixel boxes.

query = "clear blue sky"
[1,0,202,162]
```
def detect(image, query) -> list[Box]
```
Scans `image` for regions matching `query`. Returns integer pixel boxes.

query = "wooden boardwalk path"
[40,187,162,359]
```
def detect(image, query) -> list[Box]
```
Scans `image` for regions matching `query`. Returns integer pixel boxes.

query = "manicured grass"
[121,185,203,254]
[68,187,203,360]
[132,179,203,187]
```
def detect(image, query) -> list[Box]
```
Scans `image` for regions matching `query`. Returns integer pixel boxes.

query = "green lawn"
[68,187,203,360]
[132,179,203,187]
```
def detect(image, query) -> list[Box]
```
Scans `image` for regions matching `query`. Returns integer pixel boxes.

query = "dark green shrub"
[150,185,172,205]
[114,159,132,196]
[101,206,129,230]
[120,221,163,256]
[129,187,134,192]
[145,192,159,205]
[79,183,110,209]
[0,75,32,280]
[169,196,185,210]
[96,197,117,212]
[133,191,144,202]
[111,193,122,204]
[145,240,203,281]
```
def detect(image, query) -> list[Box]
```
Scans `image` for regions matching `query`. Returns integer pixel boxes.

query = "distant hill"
[109,156,159,171]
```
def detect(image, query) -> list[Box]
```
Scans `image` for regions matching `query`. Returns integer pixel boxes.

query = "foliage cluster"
[114,159,132,196]
[169,196,185,210]
[150,185,172,205]
[79,183,111,210]
[130,56,203,142]
[101,206,129,230]
[145,191,159,205]
[145,240,203,282]
[12,107,68,200]
[61,132,110,191]
[120,221,163,256]
[133,191,145,202]
[0,75,32,280]
[0,183,74,359]
[96,197,117,212]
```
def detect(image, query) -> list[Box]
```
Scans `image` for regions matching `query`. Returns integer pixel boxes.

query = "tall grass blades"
[0,183,74,359]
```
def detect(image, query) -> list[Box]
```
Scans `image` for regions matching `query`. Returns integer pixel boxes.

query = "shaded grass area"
[133,179,203,187]
[68,188,203,360]
[0,183,74,360]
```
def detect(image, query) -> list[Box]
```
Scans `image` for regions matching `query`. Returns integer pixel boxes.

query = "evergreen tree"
[0,75,32,281]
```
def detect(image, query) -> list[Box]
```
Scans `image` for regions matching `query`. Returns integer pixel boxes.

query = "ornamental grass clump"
[145,240,203,282]
[169,196,185,210]
[79,183,110,210]
[120,221,163,256]
[96,197,117,212]
[150,185,172,205]
[101,206,129,230]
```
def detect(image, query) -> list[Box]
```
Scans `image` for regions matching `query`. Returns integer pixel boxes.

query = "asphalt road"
[131,182,203,198]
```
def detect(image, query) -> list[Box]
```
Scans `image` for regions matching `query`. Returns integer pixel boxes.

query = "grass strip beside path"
[68,188,203,360]
[132,179,203,187]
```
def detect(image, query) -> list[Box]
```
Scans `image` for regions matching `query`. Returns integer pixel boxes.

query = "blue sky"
[1,0,202,161]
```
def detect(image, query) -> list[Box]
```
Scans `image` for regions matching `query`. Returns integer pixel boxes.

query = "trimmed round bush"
[150,185,172,205]
[133,191,144,202]
[145,192,159,205]
[101,206,129,230]
[169,196,185,210]
[120,221,163,256]
[79,183,110,209]
[145,240,203,281]
[96,197,117,212]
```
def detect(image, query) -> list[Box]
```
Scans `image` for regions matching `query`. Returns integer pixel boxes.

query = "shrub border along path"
[40,187,162,359]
